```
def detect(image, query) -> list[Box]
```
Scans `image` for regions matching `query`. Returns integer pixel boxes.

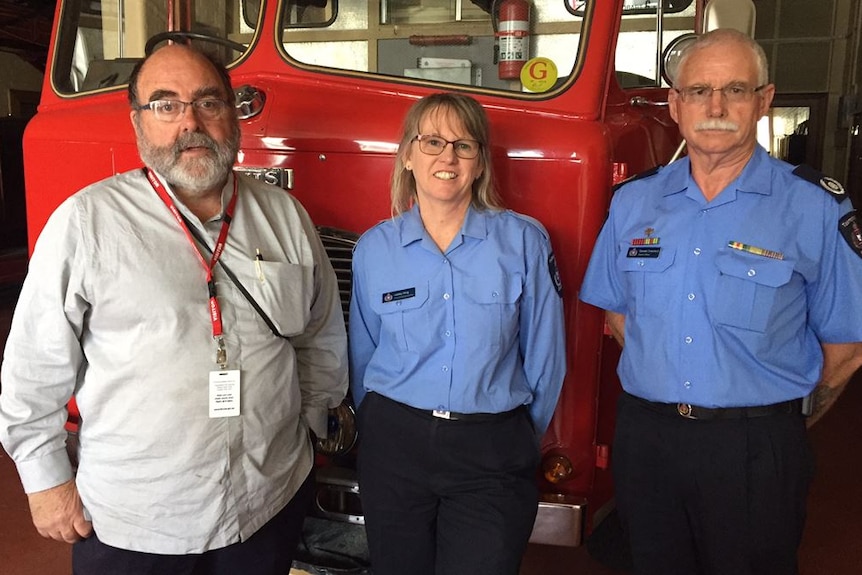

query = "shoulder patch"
[548,252,563,296]
[839,211,862,259]
[792,164,847,203]
[612,165,661,193]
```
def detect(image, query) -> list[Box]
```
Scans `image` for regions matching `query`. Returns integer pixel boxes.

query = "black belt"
[628,393,802,420]
[371,392,525,422]
[421,407,523,422]
[405,401,524,422]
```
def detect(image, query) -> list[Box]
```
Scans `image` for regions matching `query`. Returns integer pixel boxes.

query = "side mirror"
[661,0,757,86]
[703,0,756,36]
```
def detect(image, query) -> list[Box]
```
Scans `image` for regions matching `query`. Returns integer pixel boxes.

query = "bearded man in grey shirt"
[0,44,348,574]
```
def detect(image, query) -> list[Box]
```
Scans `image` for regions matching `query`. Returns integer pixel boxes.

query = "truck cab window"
[53,0,256,95]
[279,0,586,94]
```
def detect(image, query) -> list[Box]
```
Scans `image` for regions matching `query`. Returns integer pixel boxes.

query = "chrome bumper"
[528,495,587,547]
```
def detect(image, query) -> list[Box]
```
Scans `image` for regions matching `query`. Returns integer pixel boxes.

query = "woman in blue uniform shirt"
[349,93,566,575]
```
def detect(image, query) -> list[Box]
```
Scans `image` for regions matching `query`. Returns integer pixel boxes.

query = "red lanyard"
[145,169,238,366]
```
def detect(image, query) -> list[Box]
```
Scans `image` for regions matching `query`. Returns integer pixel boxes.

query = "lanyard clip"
[215,336,228,369]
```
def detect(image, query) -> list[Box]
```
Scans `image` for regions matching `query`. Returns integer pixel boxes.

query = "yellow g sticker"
[520,57,558,93]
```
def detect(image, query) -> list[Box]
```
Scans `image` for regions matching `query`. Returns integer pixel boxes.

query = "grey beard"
[137,128,240,196]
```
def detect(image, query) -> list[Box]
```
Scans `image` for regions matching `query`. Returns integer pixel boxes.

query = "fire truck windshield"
[50,0,694,98]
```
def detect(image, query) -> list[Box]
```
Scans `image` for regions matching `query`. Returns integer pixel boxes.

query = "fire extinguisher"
[496,0,531,80]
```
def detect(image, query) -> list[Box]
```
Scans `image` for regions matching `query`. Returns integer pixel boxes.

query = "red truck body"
[24,0,698,551]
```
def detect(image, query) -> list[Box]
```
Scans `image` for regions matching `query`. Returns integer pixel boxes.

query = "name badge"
[209,370,241,418]
[627,247,661,258]
[382,288,416,303]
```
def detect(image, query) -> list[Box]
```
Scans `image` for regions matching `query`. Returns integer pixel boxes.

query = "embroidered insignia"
[792,165,848,204]
[382,288,416,303]
[839,211,862,259]
[548,253,563,296]
[820,176,845,195]
[727,241,784,260]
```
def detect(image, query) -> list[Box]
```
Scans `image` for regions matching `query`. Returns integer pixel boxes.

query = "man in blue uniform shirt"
[580,29,862,575]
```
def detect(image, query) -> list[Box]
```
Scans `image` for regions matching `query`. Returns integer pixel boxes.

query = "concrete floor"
[0,279,860,574]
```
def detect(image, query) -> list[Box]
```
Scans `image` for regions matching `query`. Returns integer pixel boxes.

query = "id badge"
[209,370,241,418]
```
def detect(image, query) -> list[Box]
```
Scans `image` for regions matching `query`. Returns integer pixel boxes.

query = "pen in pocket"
[255,249,266,282]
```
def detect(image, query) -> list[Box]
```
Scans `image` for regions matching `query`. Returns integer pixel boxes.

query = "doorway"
[757,93,826,169]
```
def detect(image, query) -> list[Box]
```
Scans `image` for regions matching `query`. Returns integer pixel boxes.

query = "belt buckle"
[677,403,697,419]
[432,410,452,420]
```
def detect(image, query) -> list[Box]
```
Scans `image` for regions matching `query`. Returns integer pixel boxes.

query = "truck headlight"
[315,402,358,456]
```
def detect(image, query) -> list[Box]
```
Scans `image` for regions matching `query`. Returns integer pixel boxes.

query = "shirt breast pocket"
[616,247,676,318]
[713,251,794,333]
[462,276,522,351]
[369,283,430,352]
[250,261,313,336]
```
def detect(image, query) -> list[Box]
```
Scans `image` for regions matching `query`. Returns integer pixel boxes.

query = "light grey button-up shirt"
[0,169,348,553]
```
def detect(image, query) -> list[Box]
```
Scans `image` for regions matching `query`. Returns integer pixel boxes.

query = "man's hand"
[806,342,862,428]
[27,479,93,543]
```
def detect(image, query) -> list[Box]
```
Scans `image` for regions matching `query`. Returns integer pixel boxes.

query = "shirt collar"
[662,145,772,204]
[152,170,235,224]
[397,203,488,247]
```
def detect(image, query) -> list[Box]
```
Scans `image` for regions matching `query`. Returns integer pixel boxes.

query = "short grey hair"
[675,28,769,87]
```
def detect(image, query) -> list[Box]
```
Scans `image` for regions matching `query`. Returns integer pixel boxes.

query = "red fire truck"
[22,0,753,569]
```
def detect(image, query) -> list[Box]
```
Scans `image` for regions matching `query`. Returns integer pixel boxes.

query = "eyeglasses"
[674,83,766,105]
[413,134,481,160]
[134,98,232,122]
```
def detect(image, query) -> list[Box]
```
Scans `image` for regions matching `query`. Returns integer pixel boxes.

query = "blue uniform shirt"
[349,205,566,434]
[580,146,862,407]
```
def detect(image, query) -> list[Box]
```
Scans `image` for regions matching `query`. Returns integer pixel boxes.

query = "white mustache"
[694,119,740,132]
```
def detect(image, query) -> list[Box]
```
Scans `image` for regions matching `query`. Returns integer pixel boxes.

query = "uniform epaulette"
[612,165,661,193]
[791,164,848,204]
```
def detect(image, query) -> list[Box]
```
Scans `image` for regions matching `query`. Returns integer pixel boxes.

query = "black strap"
[179,213,289,340]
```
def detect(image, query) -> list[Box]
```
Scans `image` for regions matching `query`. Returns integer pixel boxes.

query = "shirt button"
[687,293,695,301]
[492,291,499,298]
[684,336,693,344]
[747,269,756,277]
[684,381,692,389]
[693,247,702,255]
[442,365,449,372]
[443,293,450,300]
[445,330,451,337]
[638,261,645,267]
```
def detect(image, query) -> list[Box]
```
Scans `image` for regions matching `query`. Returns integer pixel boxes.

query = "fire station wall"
[0,52,42,117]
[755,0,862,181]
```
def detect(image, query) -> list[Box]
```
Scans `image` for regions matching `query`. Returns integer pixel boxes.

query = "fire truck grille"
[316,226,359,329]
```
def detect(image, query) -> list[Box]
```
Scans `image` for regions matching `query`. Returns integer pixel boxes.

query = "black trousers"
[72,470,314,575]
[357,392,539,575]
[614,392,815,575]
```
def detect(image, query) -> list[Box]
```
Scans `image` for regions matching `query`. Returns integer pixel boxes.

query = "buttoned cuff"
[302,405,329,439]
[16,449,74,494]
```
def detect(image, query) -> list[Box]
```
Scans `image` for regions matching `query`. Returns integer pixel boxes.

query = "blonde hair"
[390,93,501,215]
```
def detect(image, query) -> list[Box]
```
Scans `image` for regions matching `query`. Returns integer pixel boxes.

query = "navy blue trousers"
[357,392,539,575]
[614,392,815,575]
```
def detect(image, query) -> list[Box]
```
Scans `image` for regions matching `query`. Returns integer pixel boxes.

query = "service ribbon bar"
[727,241,784,260]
